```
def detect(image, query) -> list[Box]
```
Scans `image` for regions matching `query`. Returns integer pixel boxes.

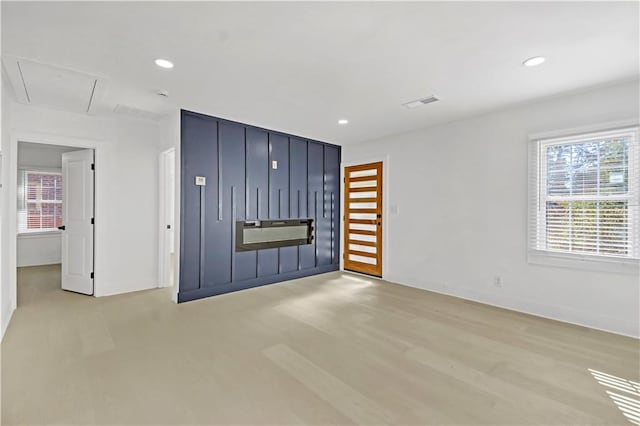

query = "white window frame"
[17,168,63,235]
[528,124,639,274]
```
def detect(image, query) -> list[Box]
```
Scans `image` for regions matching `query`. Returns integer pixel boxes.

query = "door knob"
[58,225,66,231]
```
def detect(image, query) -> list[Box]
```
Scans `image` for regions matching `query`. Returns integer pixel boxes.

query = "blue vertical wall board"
[245,128,278,277]
[301,142,324,270]
[288,137,308,270]
[268,133,290,218]
[207,121,245,287]
[324,145,341,265]
[180,112,217,291]
[312,142,333,266]
[179,110,341,302]
[288,137,308,218]
[269,133,297,273]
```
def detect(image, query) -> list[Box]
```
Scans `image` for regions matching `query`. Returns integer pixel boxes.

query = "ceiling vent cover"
[114,104,164,121]
[403,95,440,109]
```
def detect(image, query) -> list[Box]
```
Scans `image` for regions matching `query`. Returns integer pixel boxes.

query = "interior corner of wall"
[1,303,15,342]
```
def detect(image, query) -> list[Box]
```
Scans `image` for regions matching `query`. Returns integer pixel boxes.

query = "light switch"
[195,176,206,186]
[272,160,278,169]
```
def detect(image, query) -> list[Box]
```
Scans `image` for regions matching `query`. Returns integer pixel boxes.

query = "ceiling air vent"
[403,95,440,109]
[113,104,164,121]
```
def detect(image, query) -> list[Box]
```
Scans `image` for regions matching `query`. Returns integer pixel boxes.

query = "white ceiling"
[2,1,638,145]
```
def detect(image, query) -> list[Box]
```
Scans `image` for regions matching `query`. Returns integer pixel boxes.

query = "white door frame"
[7,131,99,311]
[158,147,175,290]
[341,154,390,280]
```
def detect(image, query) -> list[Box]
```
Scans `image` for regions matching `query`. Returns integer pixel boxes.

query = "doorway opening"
[16,141,95,304]
[159,147,176,291]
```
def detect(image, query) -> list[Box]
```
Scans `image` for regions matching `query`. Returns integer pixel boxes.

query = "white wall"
[343,79,640,337]
[2,100,161,310]
[17,234,61,267]
[16,143,78,267]
[1,67,13,340]
[18,142,76,168]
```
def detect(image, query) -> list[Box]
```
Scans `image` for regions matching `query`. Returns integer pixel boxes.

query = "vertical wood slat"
[343,162,383,277]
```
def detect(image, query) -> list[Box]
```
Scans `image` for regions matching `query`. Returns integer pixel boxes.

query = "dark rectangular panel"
[288,138,307,271]
[269,133,297,273]
[302,142,324,269]
[231,127,257,283]
[235,127,264,282]
[269,133,289,219]
[245,128,278,277]
[245,128,269,220]
[316,143,332,266]
[289,138,308,219]
[180,112,217,291]
[206,121,244,287]
[324,145,341,265]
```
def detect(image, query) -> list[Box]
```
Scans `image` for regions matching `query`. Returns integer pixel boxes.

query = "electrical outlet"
[493,275,502,288]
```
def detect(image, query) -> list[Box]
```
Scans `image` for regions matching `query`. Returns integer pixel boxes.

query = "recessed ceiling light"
[338,119,349,125]
[523,56,545,67]
[155,58,174,69]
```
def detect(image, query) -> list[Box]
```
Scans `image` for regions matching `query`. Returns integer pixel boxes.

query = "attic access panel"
[2,56,106,114]
[236,219,314,251]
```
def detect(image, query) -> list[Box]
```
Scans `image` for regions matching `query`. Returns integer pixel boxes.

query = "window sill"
[528,250,639,275]
[18,231,62,239]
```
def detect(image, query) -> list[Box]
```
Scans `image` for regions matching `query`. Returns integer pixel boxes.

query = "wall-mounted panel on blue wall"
[179,110,341,302]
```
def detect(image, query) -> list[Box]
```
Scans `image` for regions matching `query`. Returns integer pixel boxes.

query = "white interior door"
[61,149,94,295]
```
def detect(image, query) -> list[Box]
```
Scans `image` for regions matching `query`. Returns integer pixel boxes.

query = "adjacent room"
[1,1,638,425]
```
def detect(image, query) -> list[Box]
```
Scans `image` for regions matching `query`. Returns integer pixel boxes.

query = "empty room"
[1,1,639,425]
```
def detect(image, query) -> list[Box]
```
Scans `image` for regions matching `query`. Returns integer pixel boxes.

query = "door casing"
[7,132,99,312]
[158,147,176,289]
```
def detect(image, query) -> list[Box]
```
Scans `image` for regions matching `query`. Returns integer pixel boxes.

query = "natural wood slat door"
[344,162,382,277]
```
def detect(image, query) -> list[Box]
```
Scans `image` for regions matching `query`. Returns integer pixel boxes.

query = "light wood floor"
[2,264,638,425]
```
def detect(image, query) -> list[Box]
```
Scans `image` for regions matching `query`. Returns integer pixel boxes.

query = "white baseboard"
[382,273,639,339]
[95,281,158,297]
[17,259,61,268]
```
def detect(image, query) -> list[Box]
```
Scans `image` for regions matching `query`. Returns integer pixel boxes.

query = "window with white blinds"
[17,170,63,234]
[529,127,639,263]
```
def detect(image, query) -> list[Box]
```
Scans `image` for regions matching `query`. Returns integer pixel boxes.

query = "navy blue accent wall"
[179,110,341,302]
